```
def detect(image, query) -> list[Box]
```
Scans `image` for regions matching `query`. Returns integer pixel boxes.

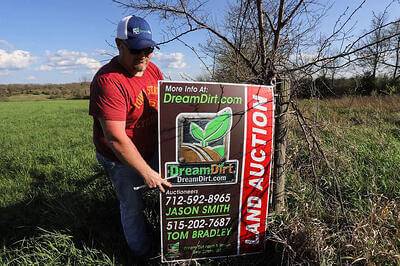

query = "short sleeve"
[89,76,127,121]
[156,65,164,80]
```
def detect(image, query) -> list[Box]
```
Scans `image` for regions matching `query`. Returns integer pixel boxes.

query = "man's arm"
[99,118,172,192]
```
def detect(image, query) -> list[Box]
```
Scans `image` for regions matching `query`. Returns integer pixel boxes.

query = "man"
[89,15,172,257]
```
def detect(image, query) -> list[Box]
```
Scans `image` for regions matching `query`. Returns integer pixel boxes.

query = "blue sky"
[0,0,399,84]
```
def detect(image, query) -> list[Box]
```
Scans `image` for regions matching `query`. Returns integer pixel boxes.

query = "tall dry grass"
[272,95,400,265]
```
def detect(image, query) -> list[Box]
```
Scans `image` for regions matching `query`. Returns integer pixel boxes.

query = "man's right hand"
[143,168,172,193]
[99,118,172,192]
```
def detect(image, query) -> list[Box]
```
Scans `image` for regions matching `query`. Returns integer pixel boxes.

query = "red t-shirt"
[89,57,163,162]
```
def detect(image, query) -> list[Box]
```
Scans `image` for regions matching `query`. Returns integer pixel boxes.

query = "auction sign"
[158,81,274,262]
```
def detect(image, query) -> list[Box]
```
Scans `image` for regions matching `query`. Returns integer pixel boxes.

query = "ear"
[115,38,123,50]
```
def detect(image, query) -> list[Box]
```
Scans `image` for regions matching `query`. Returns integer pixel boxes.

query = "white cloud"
[0,70,10,76]
[37,65,53,71]
[153,52,187,69]
[27,75,36,80]
[61,70,73,74]
[76,57,101,70]
[94,49,110,56]
[0,40,14,50]
[38,49,101,73]
[0,49,35,70]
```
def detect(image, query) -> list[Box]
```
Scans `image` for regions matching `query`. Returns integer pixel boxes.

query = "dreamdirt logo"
[165,107,238,186]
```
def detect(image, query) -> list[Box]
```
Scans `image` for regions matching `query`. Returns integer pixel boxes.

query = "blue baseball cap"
[116,15,158,50]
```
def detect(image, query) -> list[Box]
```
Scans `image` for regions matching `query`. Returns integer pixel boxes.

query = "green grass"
[284,95,400,264]
[0,100,95,205]
[0,228,115,265]
[0,100,124,265]
[0,96,399,265]
[313,96,399,201]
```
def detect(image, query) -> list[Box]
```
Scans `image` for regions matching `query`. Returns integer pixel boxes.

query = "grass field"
[0,100,122,265]
[282,96,400,264]
[0,96,399,265]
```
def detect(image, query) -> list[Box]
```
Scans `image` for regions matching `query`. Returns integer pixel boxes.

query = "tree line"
[0,83,90,100]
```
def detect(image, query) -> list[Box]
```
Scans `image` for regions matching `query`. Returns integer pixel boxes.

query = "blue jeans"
[96,152,158,257]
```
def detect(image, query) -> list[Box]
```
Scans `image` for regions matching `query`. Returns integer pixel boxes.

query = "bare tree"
[112,0,400,212]
[390,21,400,79]
[317,48,343,94]
[357,12,390,80]
[379,20,400,80]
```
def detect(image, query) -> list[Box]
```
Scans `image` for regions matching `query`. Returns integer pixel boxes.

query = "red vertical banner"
[239,85,274,253]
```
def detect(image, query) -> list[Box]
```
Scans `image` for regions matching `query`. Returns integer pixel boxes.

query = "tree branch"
[157,27,203,46]
[113,0,260,77]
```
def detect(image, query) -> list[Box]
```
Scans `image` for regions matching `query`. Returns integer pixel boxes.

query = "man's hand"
[99,118,172,192]
[142,168,172,193]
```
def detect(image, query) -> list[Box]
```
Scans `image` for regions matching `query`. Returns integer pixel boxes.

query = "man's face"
[119,40,154,74]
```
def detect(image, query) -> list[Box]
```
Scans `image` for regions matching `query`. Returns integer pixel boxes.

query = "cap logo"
[131,27,151,35]
[132,27,140,34]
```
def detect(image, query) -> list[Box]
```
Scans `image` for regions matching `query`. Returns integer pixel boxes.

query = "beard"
[133,64,145,72]
[132,59,148,72]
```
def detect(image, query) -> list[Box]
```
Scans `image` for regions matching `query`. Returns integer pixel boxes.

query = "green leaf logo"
[190,122,204,144]
[203,107,232,143]
[189,107,232,148]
